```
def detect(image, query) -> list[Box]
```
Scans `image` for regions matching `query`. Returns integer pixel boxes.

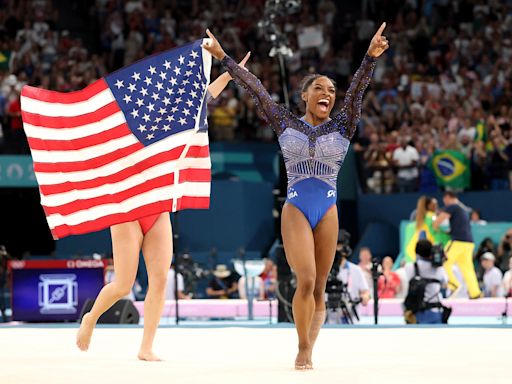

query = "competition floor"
[1,324,511,384]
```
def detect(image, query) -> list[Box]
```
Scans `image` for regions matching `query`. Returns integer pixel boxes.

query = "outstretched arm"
[202,29,293,136]
[207,52,251,99]
[336,22,389,140]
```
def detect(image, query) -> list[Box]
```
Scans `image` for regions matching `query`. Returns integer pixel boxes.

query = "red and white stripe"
[21,79,211,239]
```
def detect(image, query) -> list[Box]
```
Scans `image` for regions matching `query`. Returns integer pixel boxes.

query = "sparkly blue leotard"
[221,54,376,229]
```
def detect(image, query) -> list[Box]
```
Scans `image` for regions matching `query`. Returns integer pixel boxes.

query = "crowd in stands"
[2,1,512,192]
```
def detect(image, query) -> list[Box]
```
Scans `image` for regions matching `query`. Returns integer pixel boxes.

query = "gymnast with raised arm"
[202,25,388,369]
[76,52,251,361]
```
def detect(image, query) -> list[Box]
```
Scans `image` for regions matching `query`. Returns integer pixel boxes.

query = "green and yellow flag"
[474,119,486,142]
[428,150,470,189]
[403,213,451,262]
[0,50,10,70]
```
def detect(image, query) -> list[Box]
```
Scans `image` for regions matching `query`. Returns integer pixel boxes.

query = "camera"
[174,253,211,295]
[416,240,445,267]
[430,244,446,267]
[325,231,361,324]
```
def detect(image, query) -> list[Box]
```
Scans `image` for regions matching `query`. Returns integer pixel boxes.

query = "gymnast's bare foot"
[138,350,163,362]
[76,312,96,351]
[295,347,312,370]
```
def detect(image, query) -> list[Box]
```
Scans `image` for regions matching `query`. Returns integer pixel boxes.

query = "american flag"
[21,40,212,239]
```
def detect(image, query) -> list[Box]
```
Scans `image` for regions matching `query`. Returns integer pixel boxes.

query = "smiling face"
[301,75,336,121]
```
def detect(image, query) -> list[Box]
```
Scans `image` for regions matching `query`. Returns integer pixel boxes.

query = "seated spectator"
[206,264,239,299]
[470,209,487,225]
[474,237,496,277]
[165,265,191,300]
[481,253,504,297]
[497,228,512,272]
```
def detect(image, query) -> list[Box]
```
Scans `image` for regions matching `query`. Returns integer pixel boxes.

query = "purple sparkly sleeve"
[221,55,292,136]
[334,54,376,140]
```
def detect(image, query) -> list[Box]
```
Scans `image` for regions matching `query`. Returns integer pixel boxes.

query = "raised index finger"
[375,22,386,37]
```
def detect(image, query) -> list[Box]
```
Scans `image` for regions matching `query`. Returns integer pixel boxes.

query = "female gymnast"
[202,25,388,369]
[76,52,251,361]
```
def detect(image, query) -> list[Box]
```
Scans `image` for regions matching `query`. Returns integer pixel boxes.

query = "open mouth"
[317,99,330,113]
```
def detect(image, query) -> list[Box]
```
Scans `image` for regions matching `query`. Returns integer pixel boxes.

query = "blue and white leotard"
[222,54,376,229]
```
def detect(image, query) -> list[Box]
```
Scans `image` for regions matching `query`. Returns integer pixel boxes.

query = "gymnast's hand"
[202,29,226,60]
[367,22,389,58]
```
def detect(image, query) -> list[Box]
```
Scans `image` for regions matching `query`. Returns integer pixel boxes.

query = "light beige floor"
[0,327,510,384]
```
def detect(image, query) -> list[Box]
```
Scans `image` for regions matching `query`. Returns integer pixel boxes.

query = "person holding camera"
[433,191,481,299]
[404,240,448,324]
[497,228,512,272]
[334,241,370,323]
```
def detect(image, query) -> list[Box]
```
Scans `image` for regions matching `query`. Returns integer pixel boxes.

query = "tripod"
[326,282,361,325]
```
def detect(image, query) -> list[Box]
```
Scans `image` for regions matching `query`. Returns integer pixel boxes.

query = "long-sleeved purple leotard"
[221,54,376,228]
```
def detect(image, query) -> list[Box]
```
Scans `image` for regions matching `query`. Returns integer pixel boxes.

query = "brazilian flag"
[0,50,10,70]
[474,119,486,142]
[402,213,451,262]
[428,150,470,189]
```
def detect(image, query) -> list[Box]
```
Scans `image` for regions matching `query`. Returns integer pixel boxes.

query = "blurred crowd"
[0,0,512,192]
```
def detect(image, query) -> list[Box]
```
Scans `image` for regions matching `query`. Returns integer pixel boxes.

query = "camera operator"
[404,240,449,324]
[334,241,370,322]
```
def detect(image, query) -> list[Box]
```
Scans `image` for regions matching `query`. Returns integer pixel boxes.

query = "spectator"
[470,209,487,225]
[480,252,504,297]
[365,138,394,194]
[6,86,27,154]
[377,256,401,298]
[392,137,419,193]
[502,258,512,298]
[206,264,239,299]
[434,191,481,299]
[497,228,512,272]
[357,247,373,290]
[394,259,409,300]
[487,130,510,190]
[474,237,496,277]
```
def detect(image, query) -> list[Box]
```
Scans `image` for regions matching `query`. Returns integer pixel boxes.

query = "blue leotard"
[221,54,376,229]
